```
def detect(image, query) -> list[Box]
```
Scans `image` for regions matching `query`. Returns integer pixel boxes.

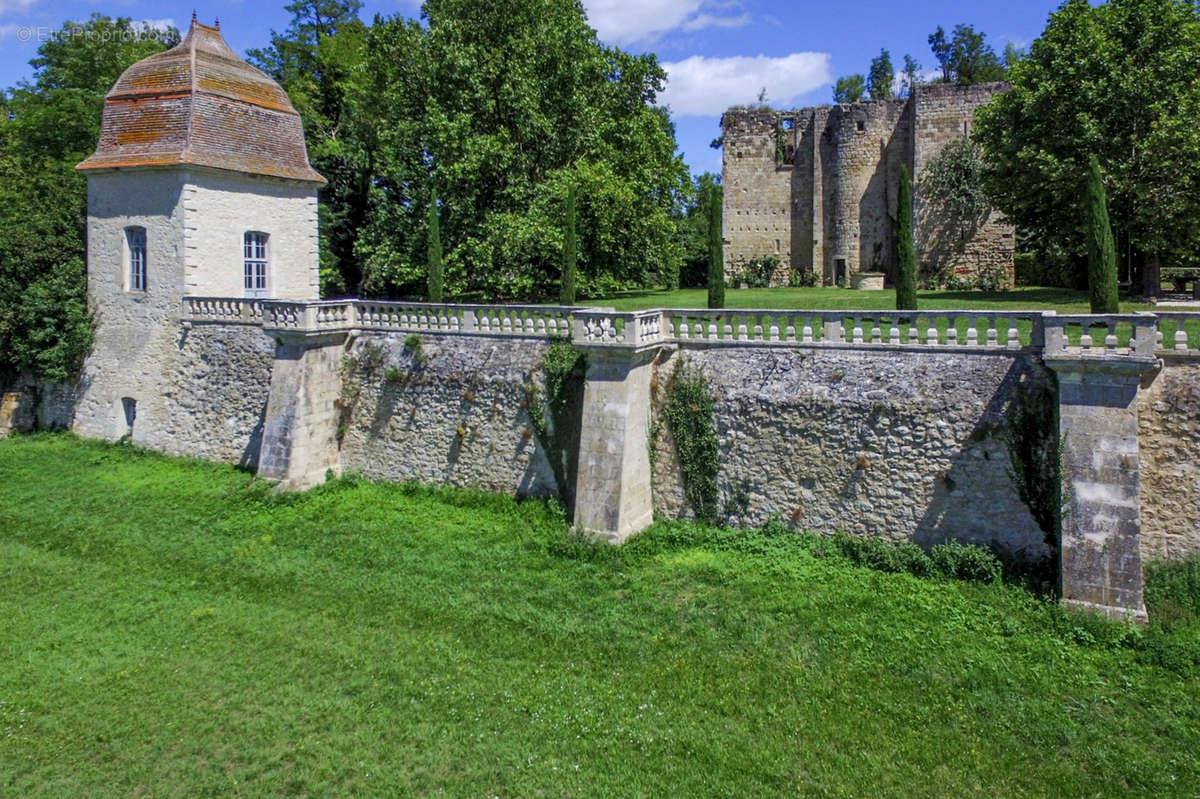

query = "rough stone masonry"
[722,83,1015,288]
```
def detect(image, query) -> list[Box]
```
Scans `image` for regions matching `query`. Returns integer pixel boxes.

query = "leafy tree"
[974,0,1200,289]
[1085,157,1119,313]
[920,137,990,234]
[895,165,917,310]
[678,173,721,288]
[867,49,894,101]
[355,0,687,302]
[561,182,577,305]
[0,16,176,384]
[249,0,374,296]
[928,24,1005,85]
[901,54,922,97]
[706,184,725,309]
[427,188,443,303]
[833,74,866,104]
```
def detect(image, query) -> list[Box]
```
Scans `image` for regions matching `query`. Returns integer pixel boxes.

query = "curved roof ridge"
[77,18,325,185]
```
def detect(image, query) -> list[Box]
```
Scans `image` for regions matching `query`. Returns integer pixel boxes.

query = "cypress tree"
[427,188,444,303]
[1085,155,1119,314]
[895,164,918,310]
[707,184,725,309]
[560,182,577,306]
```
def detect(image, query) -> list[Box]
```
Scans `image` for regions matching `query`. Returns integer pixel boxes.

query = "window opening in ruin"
[121,397,136,436]
[125,226,147,292]
[244,231,269,298]
[856,120,865,133]
[834,257,847,285]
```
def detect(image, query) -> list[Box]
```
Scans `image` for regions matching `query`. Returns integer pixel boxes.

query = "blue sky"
[0,0,1067,176]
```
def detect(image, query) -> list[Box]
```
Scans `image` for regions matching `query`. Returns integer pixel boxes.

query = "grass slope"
[1,435,1198,797]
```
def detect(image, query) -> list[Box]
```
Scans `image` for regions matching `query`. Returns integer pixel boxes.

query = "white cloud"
[658,52,832,117]
[681,12,750,33]
[0,0,36,17]
[136,18,176,32]
[583,0,747,45]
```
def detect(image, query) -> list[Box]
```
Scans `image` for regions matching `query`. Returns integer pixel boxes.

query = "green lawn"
[2,435,1198,797]
[594,285,1190,312]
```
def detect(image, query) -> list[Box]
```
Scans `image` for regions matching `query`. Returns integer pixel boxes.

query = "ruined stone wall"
[722,82,1014,288]
[827,101,911,281]
[722,108,795,282]
[1137,358,1200,560]
[338,332,559,498]
[912,83,1016,287]
[650,346,1051,557]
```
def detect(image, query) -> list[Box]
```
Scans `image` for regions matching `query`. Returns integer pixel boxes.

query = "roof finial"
[191,9,197,24]
[214,16,220,30]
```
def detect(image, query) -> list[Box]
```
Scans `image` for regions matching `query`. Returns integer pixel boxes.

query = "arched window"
[125,226,147,292]
[244,231,269,297]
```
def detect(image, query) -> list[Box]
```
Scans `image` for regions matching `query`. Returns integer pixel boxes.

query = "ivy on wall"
[662,361,721,523]
[524,337,587,510]
[1005,371,1062,558]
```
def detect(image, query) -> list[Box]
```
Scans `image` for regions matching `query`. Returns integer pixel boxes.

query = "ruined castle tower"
[73,17,325,443]
[721,83,1015,287]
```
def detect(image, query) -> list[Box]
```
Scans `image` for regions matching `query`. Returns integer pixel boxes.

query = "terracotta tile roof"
[77,18,325,185]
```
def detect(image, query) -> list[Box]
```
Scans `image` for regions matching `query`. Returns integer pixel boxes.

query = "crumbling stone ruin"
[722,83,1015,288]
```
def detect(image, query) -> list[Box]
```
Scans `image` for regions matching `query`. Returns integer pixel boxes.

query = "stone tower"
[721,83,1014,288]
[73,17,325,444]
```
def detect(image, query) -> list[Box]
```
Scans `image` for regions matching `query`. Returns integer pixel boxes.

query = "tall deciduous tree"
[895,166,918,310]
[427,188,444,303]
[706,184,725,309]
[1085,157,1119,314]
[0,16,176,384]
[868,50,894,101]
[928,24,1005,85]
[249,0,374,296]
[833,75,866,103]
[678,172,721,288]
[901,54,922,97]
[974,0,1200,288]
[356,0,688,302]
[561,182,577,305]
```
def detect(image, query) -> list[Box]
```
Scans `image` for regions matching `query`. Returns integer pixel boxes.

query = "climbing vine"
[1005,371,1061,556]
[662,361,721,523]
[524,336,586,508]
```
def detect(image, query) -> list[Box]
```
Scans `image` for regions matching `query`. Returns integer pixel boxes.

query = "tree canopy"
[928,24,1006,85]
[255,0,689,301]
[0,16,177,383]
[867,50,894,101]
[833,75,866,104]
[974,0,1200,284]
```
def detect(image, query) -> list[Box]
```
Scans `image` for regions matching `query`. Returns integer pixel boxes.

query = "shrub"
[1085,155,1119,313]
[895,164,918,310]
[930,541,1002,583]
[789,269,820,287]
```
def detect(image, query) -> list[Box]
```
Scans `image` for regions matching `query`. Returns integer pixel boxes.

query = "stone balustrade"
[180,297,1200,359]
[1042,314,1158,359]
[181,296,264,325]
[1144,311,1200,355]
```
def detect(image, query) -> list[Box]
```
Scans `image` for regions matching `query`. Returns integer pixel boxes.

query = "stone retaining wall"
[650,346,1051,557]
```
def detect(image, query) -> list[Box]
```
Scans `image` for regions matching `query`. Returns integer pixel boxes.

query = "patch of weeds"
[662,360,720,523]
[403,333,428,365]
[383,366,405,384]
[1145,556,1200,632]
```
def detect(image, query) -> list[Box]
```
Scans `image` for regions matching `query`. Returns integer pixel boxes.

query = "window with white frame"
[244,231,269,297]
[126,226,147,292]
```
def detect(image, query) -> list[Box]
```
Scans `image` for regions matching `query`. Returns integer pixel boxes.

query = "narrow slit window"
[126,227,147,292]
[244,231,269,297]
